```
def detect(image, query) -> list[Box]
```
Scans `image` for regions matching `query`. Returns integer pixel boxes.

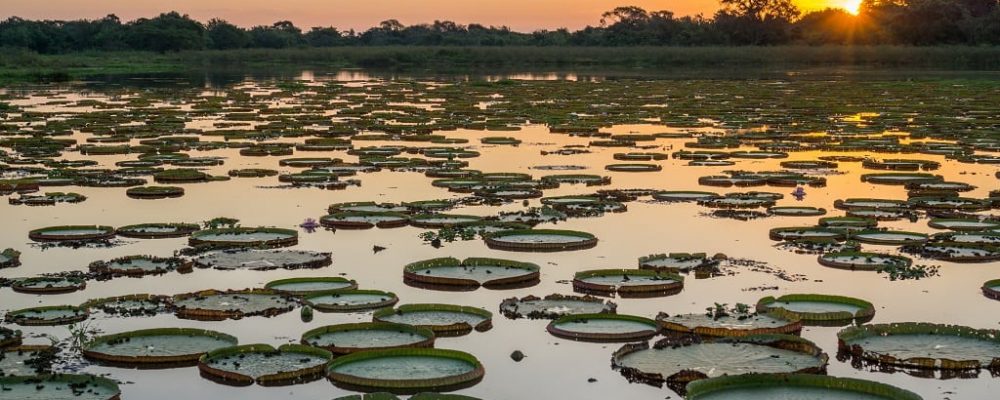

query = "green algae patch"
[199,343,332,386]
[327,348,484,394]
[82,328,237,367]
[301,322,435,354]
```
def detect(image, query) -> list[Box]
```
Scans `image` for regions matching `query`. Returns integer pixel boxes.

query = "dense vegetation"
[2,0,999,53]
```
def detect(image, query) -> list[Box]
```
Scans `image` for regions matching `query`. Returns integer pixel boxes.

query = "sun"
[842,0,863,14]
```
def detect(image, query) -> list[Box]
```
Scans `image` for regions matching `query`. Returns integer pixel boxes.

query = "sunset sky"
[2,1,861,31]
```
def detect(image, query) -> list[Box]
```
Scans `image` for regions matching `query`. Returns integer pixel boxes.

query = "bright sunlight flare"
[842,0,863,14]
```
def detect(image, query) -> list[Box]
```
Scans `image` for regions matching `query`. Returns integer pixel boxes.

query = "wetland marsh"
[0,68,998,399]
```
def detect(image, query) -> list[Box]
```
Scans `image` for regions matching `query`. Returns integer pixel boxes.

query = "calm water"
[1,69,999,400]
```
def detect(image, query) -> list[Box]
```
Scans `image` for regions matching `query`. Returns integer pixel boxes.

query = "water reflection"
[0,71,998,400]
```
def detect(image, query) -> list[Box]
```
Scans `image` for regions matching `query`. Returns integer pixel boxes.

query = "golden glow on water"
[1,74,999,400]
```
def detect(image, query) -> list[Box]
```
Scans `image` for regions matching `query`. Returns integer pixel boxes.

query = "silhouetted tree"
[305,27,342,47]
[715,0,801,44]
[1,4,999,51]
[206,19,248,49]
[127,12,204,52]
[249,21,303,48]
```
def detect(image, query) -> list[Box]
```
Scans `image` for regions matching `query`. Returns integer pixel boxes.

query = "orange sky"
[2,1,856,31]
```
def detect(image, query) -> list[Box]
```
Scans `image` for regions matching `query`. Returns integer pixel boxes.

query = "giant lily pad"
[404,257,540,289]
[638,253,717,273]
[199,344,331,386]
[11,277,86,294]
[304,290,399,312]
[5,305,88,326]
[326,348,484,394]
[173,289,297,321]
[0,374,121,400]
[613,335,828,391]
[301,322,435,354]
[81,294,172,317]
[373,304,492,337]
[320,212,409,229]
[573,269,683,297]
[193,249,331,270]
[0,345,55,375]
[657,311,801,338]
[28,225,115,242]
[818,251,912,271]
[499,294,617,320]
[928,218,1000,232]
[188,227,298,248]
[89,255,189,276]
[756,294,875,326]
[484,229,597,252]
[685,374,922,400]
[82,328,237,366]
[265,277,358,295]
[839,323,1000,372]
[852,230,928,245]
[547,314,659,342]
[115,223,199,239]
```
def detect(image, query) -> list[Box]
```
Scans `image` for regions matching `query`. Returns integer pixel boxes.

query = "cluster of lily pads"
[2,75,999,400]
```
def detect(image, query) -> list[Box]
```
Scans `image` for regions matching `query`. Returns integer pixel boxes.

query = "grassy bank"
[3,45,1000,83]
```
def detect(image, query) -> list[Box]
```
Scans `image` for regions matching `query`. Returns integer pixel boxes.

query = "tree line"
[1,0,998,53]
